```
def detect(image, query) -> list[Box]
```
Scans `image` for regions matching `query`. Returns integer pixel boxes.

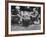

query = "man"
[30,8,39,24]
[15,6,21,24]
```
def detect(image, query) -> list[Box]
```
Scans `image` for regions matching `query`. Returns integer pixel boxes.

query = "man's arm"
[30,11,38,18]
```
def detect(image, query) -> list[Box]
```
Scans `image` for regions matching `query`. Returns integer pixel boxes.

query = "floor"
[11,24,40,31]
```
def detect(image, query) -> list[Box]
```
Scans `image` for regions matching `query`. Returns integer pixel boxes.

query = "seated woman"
[22,11,31,27]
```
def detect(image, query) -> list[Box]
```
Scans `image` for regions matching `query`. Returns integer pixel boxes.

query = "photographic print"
[11,6,41,31]
[5,1,45,36]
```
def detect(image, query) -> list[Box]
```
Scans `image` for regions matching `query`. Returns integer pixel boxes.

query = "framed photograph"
[5,1,45,36]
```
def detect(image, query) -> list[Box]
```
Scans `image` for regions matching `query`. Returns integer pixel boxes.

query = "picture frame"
[5,1,45,37]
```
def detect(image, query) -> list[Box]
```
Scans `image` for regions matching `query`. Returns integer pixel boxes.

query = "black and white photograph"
[8,3,44,34]
[11,6,41,31]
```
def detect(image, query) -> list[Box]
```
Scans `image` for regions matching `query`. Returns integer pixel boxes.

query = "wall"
[0,0,46,37]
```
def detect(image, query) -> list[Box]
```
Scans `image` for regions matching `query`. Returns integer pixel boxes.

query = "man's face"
[33,8,36,11]
[16,6,20,11]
